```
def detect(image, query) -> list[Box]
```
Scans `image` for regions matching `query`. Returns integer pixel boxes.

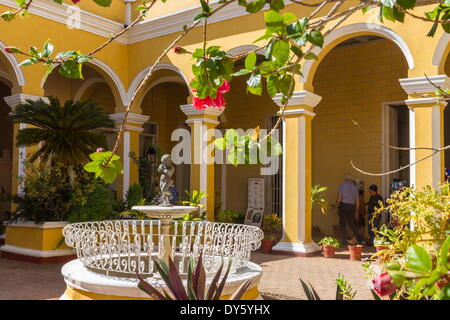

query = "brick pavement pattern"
[0,249,373,300]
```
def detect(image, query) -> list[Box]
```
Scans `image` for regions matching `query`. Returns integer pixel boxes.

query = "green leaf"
[397,0,416,9]
[59,60,83,79]
[304,52,318,60]
[271,40,290,66]
[406,244,433,273]
[438,235,450,269]
[246,0,266,13]
[307,30,324,48]
[232,69,252,76]
[282,12,297,24]
[247,73,262,95]
[93,0,112,7]
[270,0,285,11]
[245,51,257,70]
[264,10,285,33]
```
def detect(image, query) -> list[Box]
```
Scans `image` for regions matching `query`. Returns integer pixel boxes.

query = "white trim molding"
[0,0,125,43]
[272,241,321,254]
[400,75,450,94]
[0,40,25,86]
[0,244,75,258]
[273,90,322,107]
[405,97,448,107]
[301,23,415,84]
[180,104,224,117]
[433,33,450,67]
[6,221,69,229]
[4,93,48,107]
[109,112,150,128]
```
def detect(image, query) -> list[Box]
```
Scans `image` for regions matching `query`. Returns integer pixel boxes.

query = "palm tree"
[9,96,115,165]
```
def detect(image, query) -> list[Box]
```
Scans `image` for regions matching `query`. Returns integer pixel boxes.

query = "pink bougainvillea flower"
[96,147,105,153]
[72,0,81,4]
[218,80,230,94]
[191,80,230,110]
[173,46,187,54]
[4,47,14,54]
[372,272,397,297]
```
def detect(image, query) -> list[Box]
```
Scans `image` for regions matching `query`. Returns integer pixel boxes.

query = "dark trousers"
[368,213,380,244]
[338,203,363,245]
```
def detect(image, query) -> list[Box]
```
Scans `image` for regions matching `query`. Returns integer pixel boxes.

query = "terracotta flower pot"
[261,239,274,254]
[348,245,363,260]
[322,245,336,258]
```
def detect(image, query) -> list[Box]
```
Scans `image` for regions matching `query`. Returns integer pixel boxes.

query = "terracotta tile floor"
[0,249,374,300]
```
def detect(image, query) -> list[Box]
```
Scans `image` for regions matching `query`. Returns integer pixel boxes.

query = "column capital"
[109,112,149,132]
[273,90,322,108]
[180,104,223,126]
[405,97,447,108]
[4,94,49,108]
[399,75,450,94]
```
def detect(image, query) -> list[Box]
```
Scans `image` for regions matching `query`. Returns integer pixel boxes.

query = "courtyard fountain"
[60,155,264,300]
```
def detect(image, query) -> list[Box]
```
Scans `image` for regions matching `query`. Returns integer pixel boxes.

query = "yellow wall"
[312,38,408,235]
[217,70,280,216]
[141,82,189,155]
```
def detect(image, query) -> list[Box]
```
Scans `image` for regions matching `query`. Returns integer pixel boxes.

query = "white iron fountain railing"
[63,220,264,277]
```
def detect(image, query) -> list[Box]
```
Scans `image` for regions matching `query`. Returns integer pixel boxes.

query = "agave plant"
[9,96,115,165]
[300,274,357,300]
[137,254,252,300]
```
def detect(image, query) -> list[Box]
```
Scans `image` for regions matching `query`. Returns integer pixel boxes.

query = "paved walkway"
[0,249,374,300]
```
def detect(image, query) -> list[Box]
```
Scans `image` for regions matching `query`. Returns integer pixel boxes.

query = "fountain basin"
[131,205,198,220]
[60,259,262,300]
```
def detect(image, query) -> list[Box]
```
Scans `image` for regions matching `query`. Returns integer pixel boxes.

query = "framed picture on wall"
[244,207,264,227]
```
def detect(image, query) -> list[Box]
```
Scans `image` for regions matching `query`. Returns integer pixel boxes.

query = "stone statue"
[158,154,175,206]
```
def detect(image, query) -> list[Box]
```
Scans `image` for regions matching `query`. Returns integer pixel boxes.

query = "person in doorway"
[367,184,384,246]
[335,174,363,246]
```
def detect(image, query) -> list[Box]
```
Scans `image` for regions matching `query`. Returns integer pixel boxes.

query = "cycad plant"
[137,254,252,300]
[9,96,114,165]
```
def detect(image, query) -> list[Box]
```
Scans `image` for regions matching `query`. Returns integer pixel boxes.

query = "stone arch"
[127,63,190,102]
[433,33,450,73]
[302,23,414,90]
[41,57,128,108]
[0,40,25,90]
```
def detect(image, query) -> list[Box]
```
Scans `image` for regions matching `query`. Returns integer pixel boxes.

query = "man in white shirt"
[335,173,363,246]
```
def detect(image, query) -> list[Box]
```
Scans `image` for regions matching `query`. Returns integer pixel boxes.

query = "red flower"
[372,272,397,297]
[96,147,105,153]
[72,0,81,3]
[191,80,230,110]
[4,47,14,54]
[173,46,187,54]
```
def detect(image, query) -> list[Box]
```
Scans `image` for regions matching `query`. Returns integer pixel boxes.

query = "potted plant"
[347,237,363,261]
[261,234,276,254]
[318,236,341,258]
[262,213,282,254]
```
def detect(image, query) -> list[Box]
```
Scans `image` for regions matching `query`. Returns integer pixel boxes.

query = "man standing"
[336,174,363,246]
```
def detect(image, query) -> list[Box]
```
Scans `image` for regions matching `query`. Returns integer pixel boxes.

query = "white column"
[4,94,49,195]
[123,0,135,25]
[110,112,149,198]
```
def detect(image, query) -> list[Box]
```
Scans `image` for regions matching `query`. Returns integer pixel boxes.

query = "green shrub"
[68,180,119,223]
[215,209,244,224]
[11,162,73,223]
[125,183,144,209]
